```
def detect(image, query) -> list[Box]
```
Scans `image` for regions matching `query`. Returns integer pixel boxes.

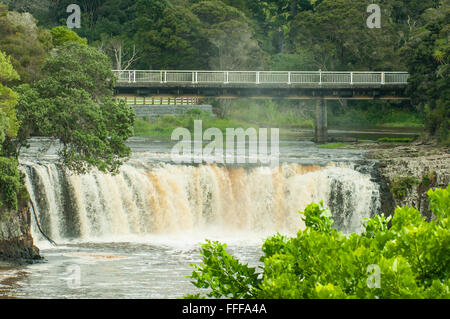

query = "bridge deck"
[113,70,408,86]
[113,70,409,100]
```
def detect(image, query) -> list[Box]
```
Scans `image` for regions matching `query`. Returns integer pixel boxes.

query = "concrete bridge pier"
[314,98,328,144]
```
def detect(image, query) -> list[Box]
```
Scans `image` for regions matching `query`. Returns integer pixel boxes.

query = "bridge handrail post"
[160,71,163,83]
[319,69,322,85]
[381,72,385,85]
[128,70,131,83]
[350,72,353,85]
[256,71,260,84]
[133,70,136,83]
[288,71,291,84]
[226,71,229,84]
[164,71,167,83]
[192,71,195,84]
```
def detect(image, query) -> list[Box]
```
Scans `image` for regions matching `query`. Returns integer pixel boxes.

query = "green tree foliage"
[270,52,315,71]
[191,0,267,70]
[289,0,401,70]
[50,26,88,47]
[0,0,53,24]
[391,0,440,26]
[11,42,135,174]
[0,156,27,211]
[403,0,450,145]
[188,186,450,299]
[0,4,52,83]
[0,49,26,212]
[0,50,19,145]
[134,0,209,69]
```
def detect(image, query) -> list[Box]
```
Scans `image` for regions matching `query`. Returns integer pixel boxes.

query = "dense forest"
[0,0,448,145]
[2,0,440,71]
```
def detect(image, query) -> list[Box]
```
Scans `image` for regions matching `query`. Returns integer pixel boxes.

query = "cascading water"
[20,160,380,243]
[1,138,385,298]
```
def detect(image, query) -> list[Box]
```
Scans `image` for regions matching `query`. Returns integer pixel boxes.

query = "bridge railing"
[113,70,409,85]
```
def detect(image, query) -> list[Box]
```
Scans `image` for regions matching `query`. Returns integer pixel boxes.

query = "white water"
[20,160,380,244]
[0,139,383,298]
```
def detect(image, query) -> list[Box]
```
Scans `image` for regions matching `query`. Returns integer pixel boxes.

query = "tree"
[50,26,88,47]
[403,0,450,145]
[43,0,107,34]
[190,0,267,118]
[0,0,53,25]
[0,50,25,212]
[192,0,266,70]
[270,51,315,71]
[0,4,52,83]
[11,42,135,173]
[391,0,440,29]
[133,0,209,69]
[0,50,19,146]
[98,35,139,70]
[289,0,402,70]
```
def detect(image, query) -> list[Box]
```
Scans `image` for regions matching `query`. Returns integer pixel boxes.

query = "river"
[0,135,399,298]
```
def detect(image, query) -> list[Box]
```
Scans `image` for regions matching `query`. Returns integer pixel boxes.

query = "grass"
[317,142,349,149]
[377,137,414,143]
[327,102,425,129]
[228,99,314,129]
[133,109,258,137]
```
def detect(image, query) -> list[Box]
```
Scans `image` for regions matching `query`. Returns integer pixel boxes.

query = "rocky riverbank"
[0,199,42,266]
[356,141,449,219]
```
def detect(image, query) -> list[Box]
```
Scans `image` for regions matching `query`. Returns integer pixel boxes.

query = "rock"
[366,144,449,219]
[0,199,43,265]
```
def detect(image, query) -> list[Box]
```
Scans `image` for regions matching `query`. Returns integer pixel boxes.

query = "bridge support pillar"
[314,98,328,144]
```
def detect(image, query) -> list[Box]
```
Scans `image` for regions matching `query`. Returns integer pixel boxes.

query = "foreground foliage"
[187,186,450,299]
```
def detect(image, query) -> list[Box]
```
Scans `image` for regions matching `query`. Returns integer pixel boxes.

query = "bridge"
[113,70,410,143]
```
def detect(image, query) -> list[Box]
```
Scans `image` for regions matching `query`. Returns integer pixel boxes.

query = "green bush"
[390,176,420,200]
[50,26,88,47]
[187,186,450,299]
[0,156,27,211]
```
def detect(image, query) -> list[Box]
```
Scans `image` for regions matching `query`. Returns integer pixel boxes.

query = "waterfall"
[19,160,381,242]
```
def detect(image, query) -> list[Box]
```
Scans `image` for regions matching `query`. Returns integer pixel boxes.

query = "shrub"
[390,176,420,200]
[0,156,27,212]
[187,186,450,299]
